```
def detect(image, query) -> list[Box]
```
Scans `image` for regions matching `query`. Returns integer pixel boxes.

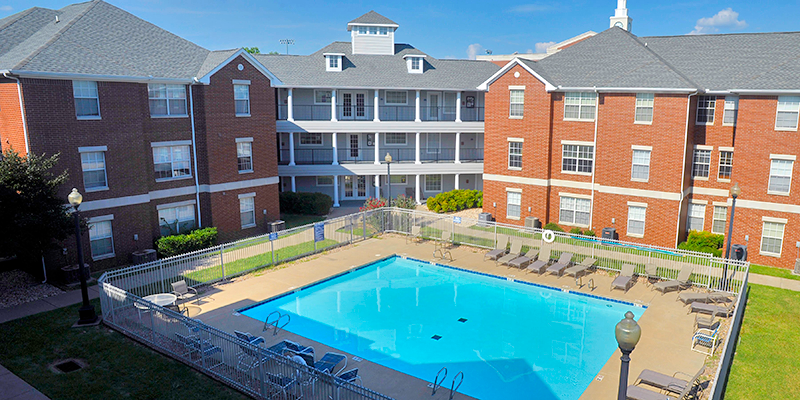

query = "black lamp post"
[615,311,641,400]
[722,182,741,290]
[69,188,98,325]
[384,152,393,206]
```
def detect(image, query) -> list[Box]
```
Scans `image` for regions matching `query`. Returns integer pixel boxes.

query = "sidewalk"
[0,285,99,324]
[748,273,800,291]
[0,364,48,400]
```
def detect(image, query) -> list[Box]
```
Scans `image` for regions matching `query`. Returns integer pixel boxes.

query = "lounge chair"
[264,372,298,398]
[235,336,269,371]
[337,368,363,385]
[268,339,313,355]
[626,382,694,400]
[525,247,552,274]
[234,330,265,346]
[484,235,510,261]
[310,352,347,375]
[508,248,539,269]
[678,291,731,305]
[497,240,524,266]
[634,366,704,396]
[694,313,720,330]
[175,333,223,367]
[642,263,659,286]
[690,301,734,317]
[611,264,637,292]
[165,302,189,316]
[171,280,199,304]
[564,257,597,278]
[406,225,422,244]
[653,265,693,294]
[546,252,574,276]
[692,327,721,355]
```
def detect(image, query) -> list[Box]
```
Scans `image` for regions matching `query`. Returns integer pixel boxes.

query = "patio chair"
[236,339,269,371]
[484,235,510,261]
[652,265,693,294]
[546,252,574,277]
[171,280,199,304]
[165,302,189,316]
[269,339,313,355]
[496,239,524,266]
[626,381,695,400]
[434,230,454,261]
[234,330,265,346]
[642,263,659,286]
[406,225,422,244]
[678,291,732,305]
[692,326,721,355]
[314,352,347,375]
[690,301,735,317]
[564,257,597,278]
[694,313,720,331]
[525,246,552,275]
[174,333,223,368]
[611,264,637,292]
[337,368,363,385]
[508,248,539,269]
[634,366,705,396]
[264,372,298,399]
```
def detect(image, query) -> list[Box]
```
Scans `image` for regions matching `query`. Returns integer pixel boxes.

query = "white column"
[455,173,460,190]
[333,175,340,207]
[290,176,296,192]
[332,132,338,165]
[415,90,421,122]
[331,89,337,122]
[415,175,421,204]
[287,88,294,121]
[415,132,421,164]
[373,89,380,122]
[374,132,380,164]
[455,132,461,164]
[456,91,462,122]
[374,175,380,198]
[288,132,296,166]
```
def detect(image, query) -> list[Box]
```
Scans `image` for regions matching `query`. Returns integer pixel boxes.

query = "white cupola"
[610,0,633,32]
[347,11,399,55]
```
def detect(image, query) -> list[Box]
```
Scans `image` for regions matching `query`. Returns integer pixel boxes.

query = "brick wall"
[0,81,27,155]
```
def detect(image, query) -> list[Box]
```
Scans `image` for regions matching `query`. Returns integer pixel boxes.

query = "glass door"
[342,93,353,119]
[355,93,366,119]
[427,92,442,121]
[343,175,368,199]
[357,176,367,197]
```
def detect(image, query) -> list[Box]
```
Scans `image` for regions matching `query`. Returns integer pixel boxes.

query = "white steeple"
[610,0,632,32]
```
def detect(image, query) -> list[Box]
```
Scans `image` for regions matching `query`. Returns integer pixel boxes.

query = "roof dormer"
[403,54,425,74]
[324,53,344,72]
[347,11,398,55]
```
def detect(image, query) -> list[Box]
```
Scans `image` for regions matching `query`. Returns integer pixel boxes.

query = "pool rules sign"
[314,223,325,242]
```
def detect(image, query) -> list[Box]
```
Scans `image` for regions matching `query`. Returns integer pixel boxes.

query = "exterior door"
[343,175,367,199]
[341,92,367,120]
[348,134,360,161]
[427,92,442,121]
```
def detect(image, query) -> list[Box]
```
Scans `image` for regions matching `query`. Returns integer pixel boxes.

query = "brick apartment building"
[480,7,800,268]
[0,1,281,271]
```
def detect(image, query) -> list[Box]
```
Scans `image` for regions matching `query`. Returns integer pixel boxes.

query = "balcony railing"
[280,147,484,165]
[337,148,376,164]
[277,105,485,122]
[460,147,484,162]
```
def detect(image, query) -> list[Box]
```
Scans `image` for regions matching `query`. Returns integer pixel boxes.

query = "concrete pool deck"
[189,235,711,400]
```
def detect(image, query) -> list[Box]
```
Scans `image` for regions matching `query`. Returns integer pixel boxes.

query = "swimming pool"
[239,256,646,400]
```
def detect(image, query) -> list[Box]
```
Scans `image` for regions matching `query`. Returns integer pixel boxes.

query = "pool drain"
[431,335,442,340]
[49,359,87,374]
[458,318,467,323]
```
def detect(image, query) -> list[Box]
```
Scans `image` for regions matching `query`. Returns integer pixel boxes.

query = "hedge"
[426,190,483,213]
[543,222,564,232]
[279,192,333,216]
[678,230,724,257]
[156,227,218,258]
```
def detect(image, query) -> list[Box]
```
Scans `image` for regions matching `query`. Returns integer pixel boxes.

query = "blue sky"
[2,0,799,59]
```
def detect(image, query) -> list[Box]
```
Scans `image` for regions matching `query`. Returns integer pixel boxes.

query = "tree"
[243,46,260,54]
[0,149,73,269]
[267,51,279,55]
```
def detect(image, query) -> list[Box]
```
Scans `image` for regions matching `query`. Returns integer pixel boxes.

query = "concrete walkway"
[0,364,48,400]
[748,273,800,291]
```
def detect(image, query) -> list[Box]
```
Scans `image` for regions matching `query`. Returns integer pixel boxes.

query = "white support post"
[455,132,461,164]
[333,175,340,207]
[415,175,421,204]
[374,175,380,198]
[456,91,462,122]
[373,89,380,122]
[331,89,337,122]
[374,132,380,164]
[287,88,294,122]
[290,176,296,192]
[415,90,421,122]
[332,132,338,165]
[288,132,296,166]
[455,173,460,190]
[415,132,421,164]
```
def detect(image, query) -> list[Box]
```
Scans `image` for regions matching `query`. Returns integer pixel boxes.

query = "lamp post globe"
[68,188,82,208]
[69,188,98,325]
[384,153,392,206]
[615,311,641,400]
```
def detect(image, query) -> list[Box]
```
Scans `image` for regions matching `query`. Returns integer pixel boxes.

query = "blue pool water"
[240,256,645,400]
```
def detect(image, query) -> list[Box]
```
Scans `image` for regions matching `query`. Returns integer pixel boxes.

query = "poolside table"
[134,293,178,319]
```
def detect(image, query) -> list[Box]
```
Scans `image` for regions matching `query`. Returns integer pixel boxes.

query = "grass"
[724,284,800,399]
[749,263,800,281]
[280,213,327,229]
[0,300,248,400]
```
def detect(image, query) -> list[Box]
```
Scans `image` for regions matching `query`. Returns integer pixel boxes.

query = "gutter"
[1,69,194,84]
[588,86,599,231]
[189,80,202,228]
[675,91,698,246]
[554,85,697,93]
[2,72,30,154]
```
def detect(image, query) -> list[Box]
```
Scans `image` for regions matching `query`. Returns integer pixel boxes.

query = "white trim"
[383,132,407,146]
[559,192,592,200]
[87,214,114,223]
[713,201,729,206]
[555,86,697,93]
[505,187,522,193]
[423,174,443,192]
[151,140,192,148]
[631,145,652,151]
[762,216,788,224]
[483,173,684,201]
[561,140,595,146]
[508,85,526,90]
[232,79,251,85]
[770,154,797,161]
[347,22,399,28]
[197,49,283,86]
[157,200,197,210]
[627,201,648,207]
[690,186,730,197]
[694,145,713,150]
[719,146,734,152]
[235,137,254,143]
[690,199,708,205]
[78,146,107,153]
[322,52,346,56]
[402,54,427,59]
[384,90,408,105]
[507,137,524,142]
[238,192,256,199]
[207,177,279,193]
[478,58,557,91]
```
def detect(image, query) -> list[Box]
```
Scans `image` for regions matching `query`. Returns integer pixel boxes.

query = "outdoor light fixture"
[384,153,393,205]
[615,311,641,400]
[69,188,98,325]
[723,182,741,290]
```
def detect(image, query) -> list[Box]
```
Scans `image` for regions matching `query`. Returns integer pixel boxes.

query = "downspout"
[675,91,698,246]
[3,72,30,154]
[189,80,202,228]
[588,86,599,231]
[41,256,47,284]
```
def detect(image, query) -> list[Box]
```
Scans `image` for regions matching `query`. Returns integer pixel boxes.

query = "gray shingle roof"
[347,11,398,27]
[196,49,238,78]
[254,42,500,91]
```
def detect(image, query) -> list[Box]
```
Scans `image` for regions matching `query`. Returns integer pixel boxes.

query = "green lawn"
[724,284,800,399]
[280,213,327,229]
[0,300,248,400]
[749,264,800,281]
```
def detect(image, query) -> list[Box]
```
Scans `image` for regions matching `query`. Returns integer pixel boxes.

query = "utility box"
[602,227,617,240]
[270,220,286,233]
[794,259,800,275]
[731,244,748,261]
[478,212,493,227]
[130,249,157,265]
[524,217,541,229]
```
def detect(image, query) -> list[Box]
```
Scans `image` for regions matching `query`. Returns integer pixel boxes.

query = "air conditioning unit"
[524,217,541,229]
[477,212,493,227]
[131,249,157,265]
[270,220,286,233]
[731,244,747,261]
[601,227,617,240]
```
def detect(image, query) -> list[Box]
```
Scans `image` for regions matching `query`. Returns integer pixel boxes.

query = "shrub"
[677,230,724,257]
[426,190,483,213]
[584,229,596,237]
[392,194,417,210]
[156,227,218,258]
[279,192,333,216]
[360,197,387,211]
[543,222,564,232]
[569,227,583,235]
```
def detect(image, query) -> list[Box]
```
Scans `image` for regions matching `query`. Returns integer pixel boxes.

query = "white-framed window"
[153,145,191,180]
[692,149,711,178]
[768,158,794,195]
[234,84,250,115]
[299,132,323,146]
[506,191,521,219]
[237,141,253,172]
[723,96,738,126]
[631,148,651,181]
[562,144,594,174]
[314,90,332,104]
[390,175,407,185]
[508,141,523,169]
[384,133,406,145]
[385,91,407,105]
[73,81,100,119]
[718,151,733,180]
[329,56,339,69]
[425,175,442,192]
[411,57,421,71]
[696,96,716,124]
[687,203,705,231]
[88,219,114,259]
[776,96,800,130]
[509,89,524,118]
[158,204,196,236]
[559,196,591,226]
[80,151,107,190]
[634,93,654,123]
[627,205,646,237]
[712,206,727,234]
[356,26,389,35]
[240,195,256,228]
[148,84,187,116]
[316,176,334,186]
[760,220,785,256]
[564,92,597,121]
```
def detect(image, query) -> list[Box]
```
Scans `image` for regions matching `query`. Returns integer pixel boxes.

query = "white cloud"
[466,43,484,60]
[535,41,556,53]
[507,4,553,13]
[689,8,747,35]
[0,5,12,11]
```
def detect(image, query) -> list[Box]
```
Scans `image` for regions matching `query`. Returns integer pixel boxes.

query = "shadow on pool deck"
[191,235,709,400]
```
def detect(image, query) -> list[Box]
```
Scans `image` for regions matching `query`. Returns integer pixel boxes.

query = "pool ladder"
[431,367,464,400]
[262,310,290,336]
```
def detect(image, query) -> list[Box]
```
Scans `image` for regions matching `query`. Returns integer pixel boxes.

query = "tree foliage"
[243,47,260,54]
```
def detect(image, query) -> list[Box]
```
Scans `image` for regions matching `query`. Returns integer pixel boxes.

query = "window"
[564,92,597,121]
[718,151,733,180]
[300,133,323,145]
[509,90,524,118]
[425,175,442,192]
[148,84,187,116]
[356,26,388,35]
[760,221,785,256]
[88,220,114,259]
[687,203,705,231]
[73,81,100,118]
[559,196,591,226]
[696,96,716,124]
[631,149,651,181]
[776,96,800,130]
[81,151,107,190]
[692,149,711,178]
[314,90,332,104]
[508,141,523,169]
[627,206,646,237]
[768,158,794,194]
[237,141,253,172]
[234,84,250,115]
[385,133,406,145]
[240,196,256,228]
[562,144,594,174]
[153,145,191,180]
[712,206,727,234]
[329,56,339,69]
[385,91,407,105]
[634,93,654,123]
[411,57,421,70]
[316,176,334,186]
[158,205,195,236]
[723,97,738,126]
[390,175,407,185]
[507,191,521,219]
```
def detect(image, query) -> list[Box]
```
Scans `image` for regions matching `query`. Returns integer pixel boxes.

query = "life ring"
[542,230,556,243]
